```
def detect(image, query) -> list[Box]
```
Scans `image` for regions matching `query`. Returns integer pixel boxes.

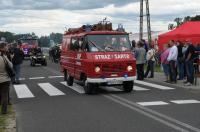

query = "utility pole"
[139,0,152,46]
[139,0,143,41]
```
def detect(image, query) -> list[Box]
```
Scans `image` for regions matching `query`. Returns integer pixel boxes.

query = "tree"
[168,15,200,30]
[174,17,183,27]
[0,31,15,43]
[38,36,50,47]
[191,15,200,21]
[168,24,175,30]
[0,30,62,47]
[49,33,63,44]
[183,16,191,22]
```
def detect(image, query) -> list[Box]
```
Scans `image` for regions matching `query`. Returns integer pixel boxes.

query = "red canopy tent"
[158,21,200,51]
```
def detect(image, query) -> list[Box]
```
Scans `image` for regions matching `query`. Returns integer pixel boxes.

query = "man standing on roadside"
[177,41,184,80]
[167,40,178,83]
[135,41,146,80]
[184,40,196,86]
[12,42,24,84]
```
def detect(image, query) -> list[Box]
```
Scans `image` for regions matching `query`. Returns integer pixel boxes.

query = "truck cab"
[60,23,136,94]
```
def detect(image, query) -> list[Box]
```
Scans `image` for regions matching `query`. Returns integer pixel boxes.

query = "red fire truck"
[19,35,38,58]
[60,22,136,94]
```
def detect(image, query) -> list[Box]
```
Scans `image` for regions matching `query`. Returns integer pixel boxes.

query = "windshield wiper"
[88,40,105,52]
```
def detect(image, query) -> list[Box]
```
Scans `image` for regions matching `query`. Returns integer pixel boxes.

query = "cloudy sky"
[0,0,200,36]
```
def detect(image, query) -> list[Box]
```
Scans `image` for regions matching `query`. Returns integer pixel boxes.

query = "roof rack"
[65,19,113,34]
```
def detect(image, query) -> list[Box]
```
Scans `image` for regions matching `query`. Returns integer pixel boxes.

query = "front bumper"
[86,76,136,84]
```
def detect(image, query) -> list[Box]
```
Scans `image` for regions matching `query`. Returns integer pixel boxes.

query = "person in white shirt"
[167,40,178,83]
[144,45,155,78]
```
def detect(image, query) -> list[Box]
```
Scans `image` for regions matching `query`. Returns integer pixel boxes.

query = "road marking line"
[19,78,26,81]
[137,101,169,106]
[134,86,149,91]
[48,76,64,78]
[29,77,45,80]
[171,100,200,104]
[60,82,85,94]
[14,84,35,98]
[108,94,200,132]
[135,80,174,90]
[103,95,190,132]
[38,83,65,96]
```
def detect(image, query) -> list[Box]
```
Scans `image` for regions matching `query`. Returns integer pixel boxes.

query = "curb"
[144,78,200,90]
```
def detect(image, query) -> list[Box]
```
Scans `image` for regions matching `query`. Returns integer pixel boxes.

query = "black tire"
[64,70,67,81]
[42,61,47,66]
[123,81,134,92]
[66,71,74,86]
[84,83,97,94]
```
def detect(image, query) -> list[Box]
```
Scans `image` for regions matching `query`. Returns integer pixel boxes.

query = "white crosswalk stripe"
[135,80,175,90]
[30,77,45,80]
[19,78,26,81]
[38,83,65,96]
[134,86,149,91]
[170,100,200,104]
[137,101,169,106]
[60,82,85,94]
[14,84,35,98]
[14,82,200,108]
[48,76,64,79]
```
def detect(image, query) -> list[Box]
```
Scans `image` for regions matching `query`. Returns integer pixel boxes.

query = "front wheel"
[123,81,134,92]
[84,83,98,94]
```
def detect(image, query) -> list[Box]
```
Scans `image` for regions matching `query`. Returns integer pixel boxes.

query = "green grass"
[0,105,13,132]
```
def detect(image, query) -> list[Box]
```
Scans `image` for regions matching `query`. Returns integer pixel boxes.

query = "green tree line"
[0,31,63,47]
[168,15,200,30]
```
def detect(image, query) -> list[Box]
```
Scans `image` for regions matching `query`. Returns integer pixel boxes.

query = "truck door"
[68,37,78,77]
[74,38,84,80]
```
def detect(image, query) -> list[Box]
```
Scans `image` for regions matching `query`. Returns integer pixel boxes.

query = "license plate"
[108,80,122,85]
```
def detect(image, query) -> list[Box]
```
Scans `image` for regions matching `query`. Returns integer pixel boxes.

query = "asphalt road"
[11,60,200,132]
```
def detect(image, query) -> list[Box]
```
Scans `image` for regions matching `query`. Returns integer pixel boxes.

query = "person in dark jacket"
[184,40,196,86]
[12,43,24,84]
[177,41,184,80]
[142,39,149,52]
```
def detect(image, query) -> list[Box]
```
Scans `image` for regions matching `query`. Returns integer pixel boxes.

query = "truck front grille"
[102,64,125,73]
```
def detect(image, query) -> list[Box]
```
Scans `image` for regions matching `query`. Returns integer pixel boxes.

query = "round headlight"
[95,66,101,73]
[127,65,133,71]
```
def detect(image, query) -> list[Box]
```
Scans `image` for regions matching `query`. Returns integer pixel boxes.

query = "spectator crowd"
[133,39,200,86]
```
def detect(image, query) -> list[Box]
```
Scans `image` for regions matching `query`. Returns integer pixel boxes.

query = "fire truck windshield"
[87,35,131,52]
